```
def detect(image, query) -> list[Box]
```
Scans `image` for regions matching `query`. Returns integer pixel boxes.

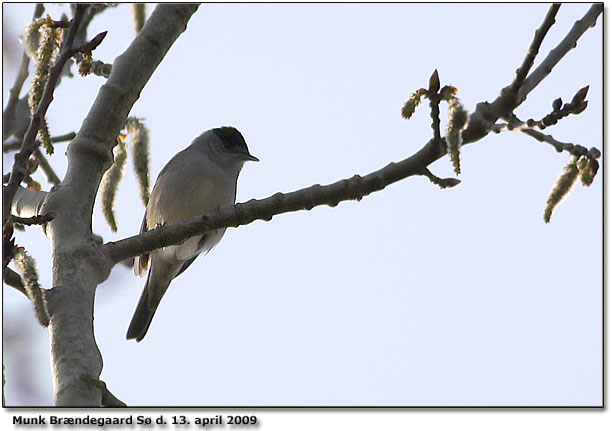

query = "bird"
[127,126,258,341]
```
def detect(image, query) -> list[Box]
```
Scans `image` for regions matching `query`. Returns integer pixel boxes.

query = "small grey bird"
[127,127,258,341]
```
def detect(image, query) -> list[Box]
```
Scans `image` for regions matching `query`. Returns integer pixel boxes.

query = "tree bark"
[39,4,199,406]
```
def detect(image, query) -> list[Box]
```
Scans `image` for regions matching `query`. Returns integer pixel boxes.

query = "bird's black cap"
[212,127,252,155]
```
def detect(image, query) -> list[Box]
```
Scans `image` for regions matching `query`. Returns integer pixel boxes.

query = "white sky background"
[1,3,603,408]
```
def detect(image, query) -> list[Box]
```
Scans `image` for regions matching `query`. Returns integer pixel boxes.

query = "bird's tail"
[126,272,166,342]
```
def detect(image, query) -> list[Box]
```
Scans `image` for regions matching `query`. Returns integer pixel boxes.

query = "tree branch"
[37,4,200,407]
[3,267,27,297]
[103,4,603,266]
[3,3,600,407]
[462,3,602,146]
[2,5,87,227]
[79,376,126,407]
[33,147,62,185]
[10,186,48,220]
[517,4,603,103]
[3,132,76,152]
[103,138,446,263]
[494,112,601,160]
[11,212,55,226]
[519,126,595,158]
[2,4,45,141]
[508,4,560,97]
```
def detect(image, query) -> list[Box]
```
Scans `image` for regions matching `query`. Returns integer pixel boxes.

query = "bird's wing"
[174,233,210,277]
[175,255,197,278]
[133,210,150,277]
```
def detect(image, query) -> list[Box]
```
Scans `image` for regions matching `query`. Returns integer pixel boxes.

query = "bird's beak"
[245,154,259,162]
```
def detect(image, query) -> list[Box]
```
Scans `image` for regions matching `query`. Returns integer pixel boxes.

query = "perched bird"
[127,127,258,341]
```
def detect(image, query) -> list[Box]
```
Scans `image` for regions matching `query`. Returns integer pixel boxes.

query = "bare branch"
[38,4,200,407]
[3,132,76,152]
[131,4,147,35]
[34,147,62,185]
[103,137,447,264]
[10,187,48,220]
[2,4,45,141]
[519,127,589,158]
[2,5,88,226]
[3,267,27,297]
[102,2,603,263]
[525,86,589,129]
[11,211,55,226]
[508,4,561,96]
[462,3,601,146]
[517,4,603,103]
[420,168,461,189]
[3,216,16,271]
[500,115,600,159]
[90,60,112,78]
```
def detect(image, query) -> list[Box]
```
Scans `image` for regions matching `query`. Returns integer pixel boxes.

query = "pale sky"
[2,3,603,408]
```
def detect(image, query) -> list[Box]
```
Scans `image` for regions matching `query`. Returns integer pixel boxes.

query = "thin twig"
[90,60,112,78]
[2,136,21,152]
[68,3,114,78]
[462,3,602,145]
[492,119,588,156]
[498,114,596,159]
[4,132,76,152]
[420,168,461,189]
[2,4,45,141]
[508,4,560,97]
[517,4,603,103]
[520,127,587,157]
[49,131,76,143]
[34,148,62,185]
[3,267,27,297]
[3,6,88,226]
[3,55,30,141]
[3,217,15,272]
[10,212,55,226]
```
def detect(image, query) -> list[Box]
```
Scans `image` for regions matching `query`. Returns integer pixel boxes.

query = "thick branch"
[38,4,199,407]
[3,3,600,407]
[11,187,48,220]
